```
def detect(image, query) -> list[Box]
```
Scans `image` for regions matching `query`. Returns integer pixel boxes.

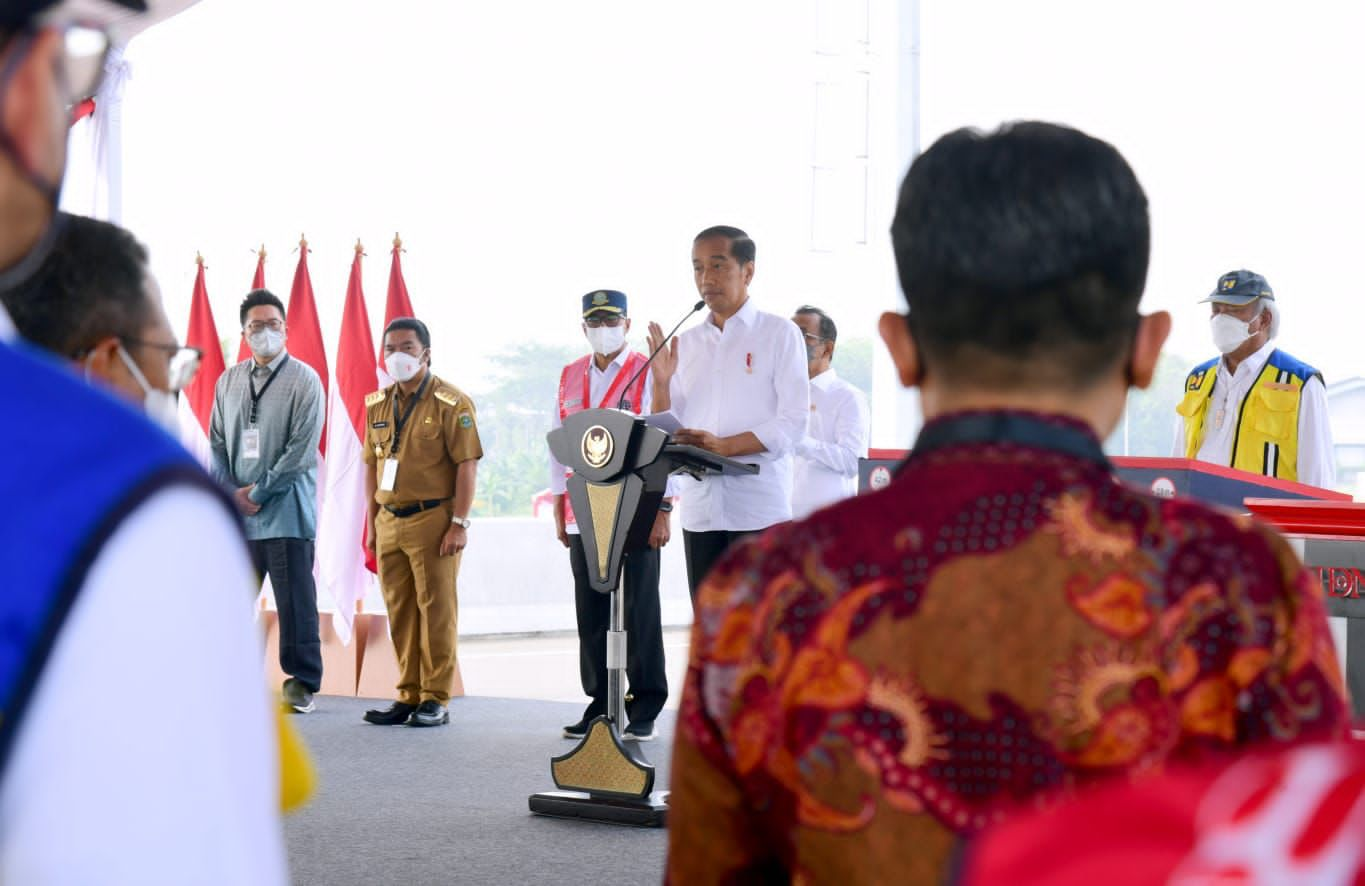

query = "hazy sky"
[85,0,1364,444]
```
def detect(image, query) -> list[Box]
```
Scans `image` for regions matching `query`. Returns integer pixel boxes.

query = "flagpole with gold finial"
[393,232,403,253]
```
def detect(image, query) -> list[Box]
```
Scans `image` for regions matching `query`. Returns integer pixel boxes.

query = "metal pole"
[606,578,627,730]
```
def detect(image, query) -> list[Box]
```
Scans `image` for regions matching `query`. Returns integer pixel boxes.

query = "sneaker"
[623,721,656,742]
[282,678,316,714]
[409,700,449,727]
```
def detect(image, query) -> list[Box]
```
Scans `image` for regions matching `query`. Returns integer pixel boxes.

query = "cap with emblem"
[581,289,627,317]
[1199,269,1274,306]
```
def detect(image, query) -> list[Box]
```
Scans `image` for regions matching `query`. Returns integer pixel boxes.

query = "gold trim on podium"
[585,481,622,578]
[550,717,651,798]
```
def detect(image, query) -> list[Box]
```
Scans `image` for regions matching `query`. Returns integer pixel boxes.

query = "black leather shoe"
[409,700,449,727]
[363,701,416,725]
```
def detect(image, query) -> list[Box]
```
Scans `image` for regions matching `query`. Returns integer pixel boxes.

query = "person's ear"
[742,261,754,288]
[1127,311,1171,390]
[78,336,123,385]
[878,312,922,387]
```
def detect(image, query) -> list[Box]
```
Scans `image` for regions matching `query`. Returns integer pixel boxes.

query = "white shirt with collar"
[1171,338,1336,489]
[668,297,810,532]
[792,367,870,519]
[549,347,678,534]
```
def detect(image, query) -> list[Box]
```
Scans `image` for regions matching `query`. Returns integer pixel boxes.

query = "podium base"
[527,789,669,827]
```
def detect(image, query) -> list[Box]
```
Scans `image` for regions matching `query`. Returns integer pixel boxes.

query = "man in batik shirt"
[665,122,1348,884]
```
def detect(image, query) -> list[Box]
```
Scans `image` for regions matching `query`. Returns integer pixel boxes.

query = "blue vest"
[0,340,234,771]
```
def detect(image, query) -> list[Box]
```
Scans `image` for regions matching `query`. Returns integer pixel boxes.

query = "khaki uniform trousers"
[376,506,460,705]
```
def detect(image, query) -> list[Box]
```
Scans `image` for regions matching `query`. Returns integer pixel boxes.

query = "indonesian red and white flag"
[177,253,226,468]
[376,233,417,387]
[316,241,376,644]
[235,246,267,365]
[287,236,330,454]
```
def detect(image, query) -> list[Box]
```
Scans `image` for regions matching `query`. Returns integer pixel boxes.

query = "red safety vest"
[556,351,649,526]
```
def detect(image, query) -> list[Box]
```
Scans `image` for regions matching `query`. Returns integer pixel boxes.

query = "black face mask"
[0,29,65,292]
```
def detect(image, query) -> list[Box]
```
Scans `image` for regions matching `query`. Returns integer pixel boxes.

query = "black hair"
[239,288,286,327]
[694,225,756,265]
[384,317,431,349]
[794,305,837,342]
[890,121,1150,390]
[0,212,152,357]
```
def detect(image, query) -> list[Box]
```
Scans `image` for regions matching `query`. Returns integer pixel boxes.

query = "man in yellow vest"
[1174,269,1335,487]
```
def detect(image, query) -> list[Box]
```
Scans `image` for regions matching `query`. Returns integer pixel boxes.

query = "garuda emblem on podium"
[581,425,614,469]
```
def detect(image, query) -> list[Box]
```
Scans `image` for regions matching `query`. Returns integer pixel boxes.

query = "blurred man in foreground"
[0,4,286,881]
[666,122,1347,884]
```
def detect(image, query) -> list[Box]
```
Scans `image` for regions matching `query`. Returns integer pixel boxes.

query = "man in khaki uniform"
[362,317,482,727]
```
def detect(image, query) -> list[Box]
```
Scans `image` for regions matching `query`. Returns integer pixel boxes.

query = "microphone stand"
[616,300,705,410]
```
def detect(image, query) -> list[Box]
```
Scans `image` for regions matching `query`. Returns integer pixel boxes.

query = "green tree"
[470,342,580,517]
[1104,352,1194,457]
[833,336,874,397]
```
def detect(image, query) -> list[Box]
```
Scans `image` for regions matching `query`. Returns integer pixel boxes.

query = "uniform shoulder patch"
[459,413,474,429]
[434,388,460,407]
[365,390,386,407]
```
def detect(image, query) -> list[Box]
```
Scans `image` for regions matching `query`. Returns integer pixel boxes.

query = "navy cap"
[581,289,627,317]
[1200,269,1274,306]
[0,0,147,28]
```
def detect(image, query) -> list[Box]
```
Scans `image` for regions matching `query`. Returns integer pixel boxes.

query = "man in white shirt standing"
[790,305,870,519]
[549,289,672,742]
[1173,269,1335,489]
[647,226,809,603]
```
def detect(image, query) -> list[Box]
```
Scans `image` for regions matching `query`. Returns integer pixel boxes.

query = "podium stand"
[528,407,757,827]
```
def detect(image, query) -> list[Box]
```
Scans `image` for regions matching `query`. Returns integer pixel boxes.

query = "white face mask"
[246,327,285,359]
[385,350,424,382]
[115,344,181,434]
[1210,312,1255,355]
[585,325,627,357]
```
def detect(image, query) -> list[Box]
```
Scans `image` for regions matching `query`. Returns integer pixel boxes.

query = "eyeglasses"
[801,332,827,344]
[9,17,115,105]
[584,316,626,328]
[245,320,284,334]
[125,339,203,392]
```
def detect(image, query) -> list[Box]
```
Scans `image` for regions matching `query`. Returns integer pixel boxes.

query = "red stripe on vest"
[555,351,650,525]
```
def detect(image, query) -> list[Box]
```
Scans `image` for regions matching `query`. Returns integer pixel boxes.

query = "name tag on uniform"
[242,428,261,460]
[380,457,399,492]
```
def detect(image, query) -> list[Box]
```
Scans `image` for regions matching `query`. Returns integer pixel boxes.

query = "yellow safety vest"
[1175,349,1320,482]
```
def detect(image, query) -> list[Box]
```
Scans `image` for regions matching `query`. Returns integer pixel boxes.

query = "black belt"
[384,499,448,518]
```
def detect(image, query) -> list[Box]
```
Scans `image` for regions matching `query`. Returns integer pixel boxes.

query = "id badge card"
[242,428,261,460]
[380,458,399,492]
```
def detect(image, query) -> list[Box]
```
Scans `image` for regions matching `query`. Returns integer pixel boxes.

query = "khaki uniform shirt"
[363,373,482,507]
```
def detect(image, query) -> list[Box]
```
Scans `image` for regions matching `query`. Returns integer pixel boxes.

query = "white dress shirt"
[1171,339,1337,488]
[792,367,871,519]
[668,298,810,532]
[0,488,287,885]
[549,348,675,534]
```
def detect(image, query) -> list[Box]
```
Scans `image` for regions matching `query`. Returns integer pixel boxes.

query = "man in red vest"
[548,289,672,742]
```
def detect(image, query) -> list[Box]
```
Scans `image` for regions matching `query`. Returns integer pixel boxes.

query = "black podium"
[528,407,757,827]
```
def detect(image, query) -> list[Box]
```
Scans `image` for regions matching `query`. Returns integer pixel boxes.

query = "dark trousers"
[683,529,756,603]
[249,538,323,693]
[568,535,668,726]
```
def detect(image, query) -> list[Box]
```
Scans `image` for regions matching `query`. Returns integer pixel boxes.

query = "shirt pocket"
[416,414,443,440]
[1250,387,1298,442]
[368,421,394,454]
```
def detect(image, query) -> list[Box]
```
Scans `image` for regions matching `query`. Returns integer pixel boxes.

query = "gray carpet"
[284,696,673,886]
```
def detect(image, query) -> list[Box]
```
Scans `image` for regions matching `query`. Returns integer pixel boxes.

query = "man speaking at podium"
[548,290,671,742]
[1173,269,1335,488]
[646,226,809,601]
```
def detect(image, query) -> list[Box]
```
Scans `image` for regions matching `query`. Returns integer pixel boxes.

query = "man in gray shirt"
[211,289,326,713]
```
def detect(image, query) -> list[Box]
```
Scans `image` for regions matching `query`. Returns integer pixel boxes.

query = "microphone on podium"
[617,300,705,410]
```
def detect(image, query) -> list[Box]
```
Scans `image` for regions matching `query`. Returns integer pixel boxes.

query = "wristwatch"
[450,515,472,529]
[658,501,673,513]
